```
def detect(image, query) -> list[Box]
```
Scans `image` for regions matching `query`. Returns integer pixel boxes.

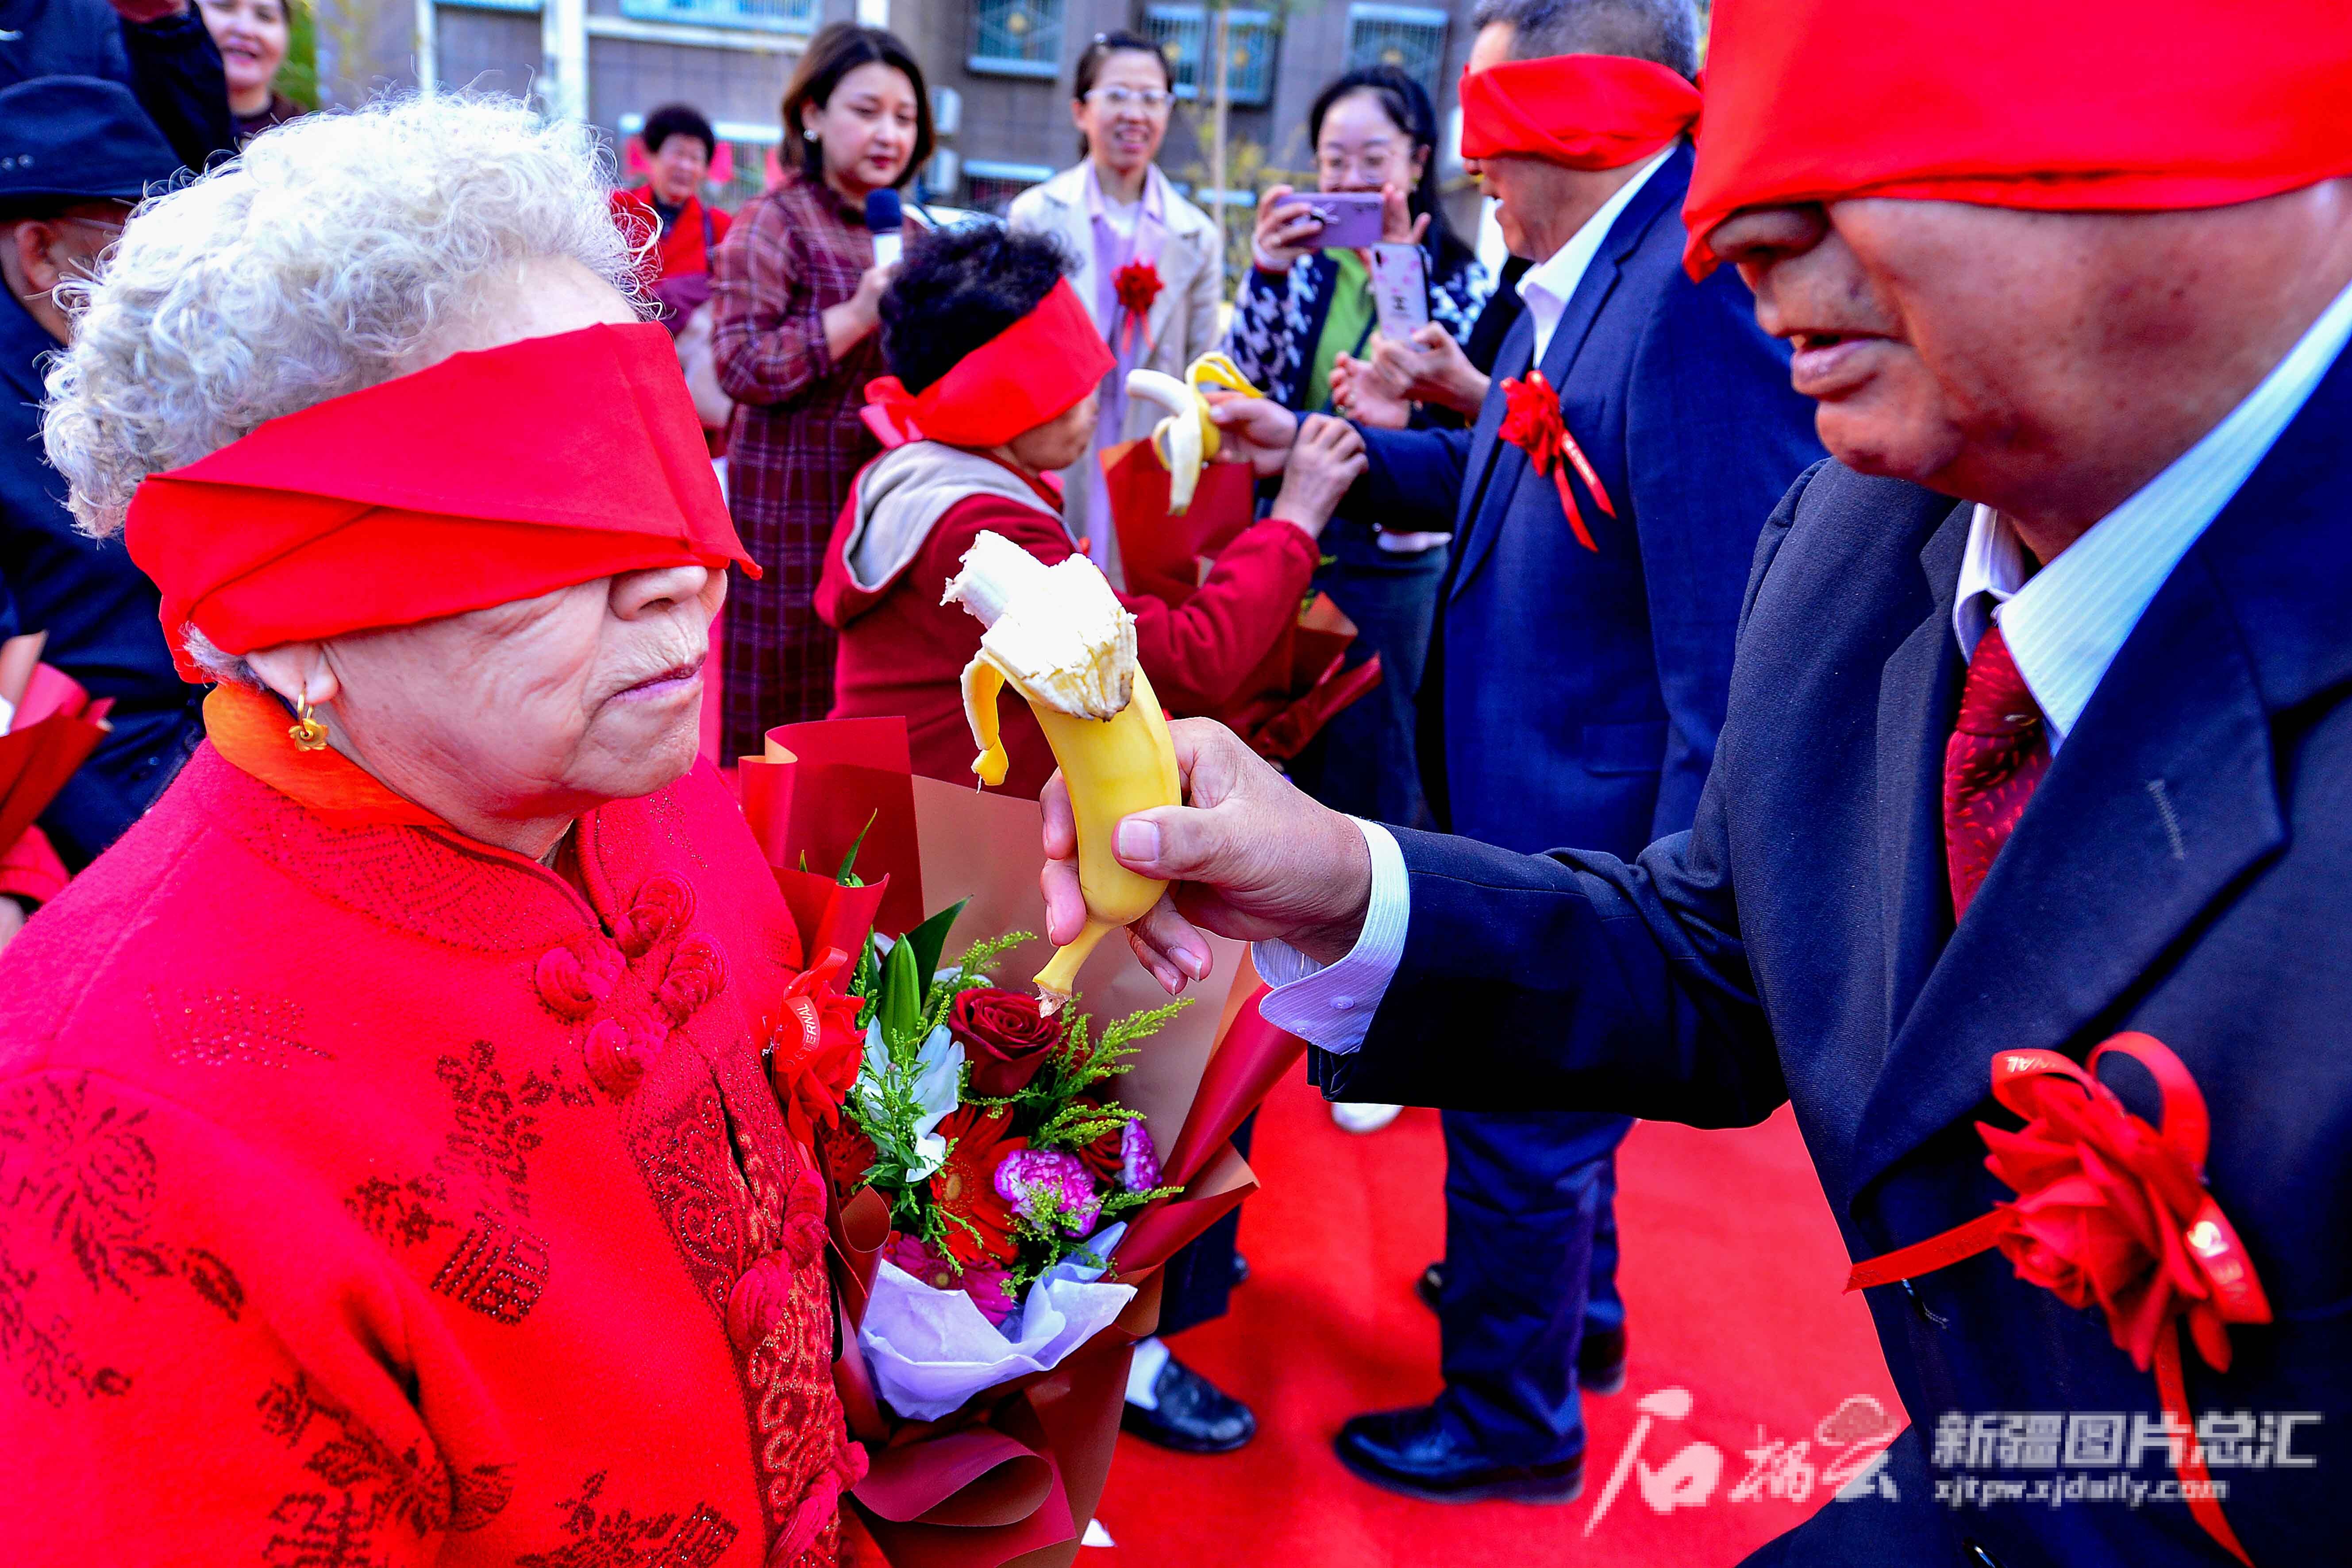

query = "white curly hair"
[42,92,643,547]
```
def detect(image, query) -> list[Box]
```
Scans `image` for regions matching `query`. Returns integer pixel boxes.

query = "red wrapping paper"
[0,655,112,863]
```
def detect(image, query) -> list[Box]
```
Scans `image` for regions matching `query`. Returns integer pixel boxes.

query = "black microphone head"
[864,188,904,232]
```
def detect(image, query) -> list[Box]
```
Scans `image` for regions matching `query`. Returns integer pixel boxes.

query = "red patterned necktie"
[1942,622,2051,921]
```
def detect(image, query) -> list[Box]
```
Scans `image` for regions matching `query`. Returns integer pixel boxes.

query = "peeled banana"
[945,531,1180,1012]
[1124,351,1265,514]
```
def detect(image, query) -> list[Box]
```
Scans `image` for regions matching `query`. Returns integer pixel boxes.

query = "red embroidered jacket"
[0,743,857,1565]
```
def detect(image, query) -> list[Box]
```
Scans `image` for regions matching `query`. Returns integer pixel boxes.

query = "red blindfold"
[862,279,1114,450]
[126,322,754,680]
[1684,0,2352,277]
[1459,55,1699,173]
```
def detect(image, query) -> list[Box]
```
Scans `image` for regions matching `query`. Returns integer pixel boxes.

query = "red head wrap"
[861,278,1114,450]
[1684,0,2352,277]
[1458,55,1700,172]
[126,322,755,680]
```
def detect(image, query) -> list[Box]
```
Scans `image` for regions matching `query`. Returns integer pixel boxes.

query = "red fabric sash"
[861,279,1114,450]
[126,323,754,680]
[1684,0,2352,277]
[1459,55,1699,171]
[1845,1034,2270,1565]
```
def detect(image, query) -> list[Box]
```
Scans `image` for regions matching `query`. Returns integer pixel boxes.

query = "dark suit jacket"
[1317,337,2352,1565]
[0,292,204,867]
[1355,146,1823,857]
[0,0,235,173]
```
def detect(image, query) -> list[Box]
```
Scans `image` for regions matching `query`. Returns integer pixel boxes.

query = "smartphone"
[1368,243,1430,340]
[1297,190,1386,250]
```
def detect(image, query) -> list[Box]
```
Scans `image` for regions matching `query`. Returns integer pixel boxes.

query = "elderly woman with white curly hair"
[0,95,869,1565]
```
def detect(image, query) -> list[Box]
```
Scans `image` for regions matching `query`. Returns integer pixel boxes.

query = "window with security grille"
[1143,6,1275,107]
[963,160,1055,216]
[970,0,1065,77]
[616,0,816,31]
[1345,3,1449,99]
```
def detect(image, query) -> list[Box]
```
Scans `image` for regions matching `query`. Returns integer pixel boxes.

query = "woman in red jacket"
[6,97,862,1566]
[817,223,1366,800]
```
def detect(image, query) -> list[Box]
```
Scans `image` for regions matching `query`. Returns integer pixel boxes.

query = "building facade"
[346,0,1486,237]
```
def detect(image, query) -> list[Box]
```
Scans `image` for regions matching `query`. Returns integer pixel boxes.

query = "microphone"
[865,188,904,271]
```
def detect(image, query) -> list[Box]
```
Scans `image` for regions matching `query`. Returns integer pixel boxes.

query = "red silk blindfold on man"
[1682,0,2352,277]
[1457,53,1700,172]
[860,278,1114,451]
[125,321,756,681]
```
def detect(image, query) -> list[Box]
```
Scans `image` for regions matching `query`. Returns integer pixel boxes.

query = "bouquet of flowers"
[822,910,1186,1420]
[743,717,1307,1568]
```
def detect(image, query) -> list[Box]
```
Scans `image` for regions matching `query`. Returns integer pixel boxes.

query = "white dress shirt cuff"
[1251,817,1410,1055]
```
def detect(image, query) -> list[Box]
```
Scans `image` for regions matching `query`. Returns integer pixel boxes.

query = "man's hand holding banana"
[1039,719,1374,995]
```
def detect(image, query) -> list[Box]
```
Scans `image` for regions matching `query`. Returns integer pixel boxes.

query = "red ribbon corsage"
[1496,369,1614,551]
[1846,1033,2272,1565]
[1111,259,1162,357]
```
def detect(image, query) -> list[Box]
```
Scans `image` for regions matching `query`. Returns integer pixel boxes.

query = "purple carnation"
[1119,1120,1160,1192]
[993,1148,1103,1236]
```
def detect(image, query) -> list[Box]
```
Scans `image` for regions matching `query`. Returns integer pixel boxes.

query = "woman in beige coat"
[1007,30,1224,587]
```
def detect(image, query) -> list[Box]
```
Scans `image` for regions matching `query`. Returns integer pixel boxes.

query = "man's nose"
[611,564,712,619]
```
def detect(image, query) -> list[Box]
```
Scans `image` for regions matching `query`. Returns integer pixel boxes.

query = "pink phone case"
[1298,191,1386,250]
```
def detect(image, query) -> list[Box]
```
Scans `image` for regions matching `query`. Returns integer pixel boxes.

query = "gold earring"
[288,686,329,751]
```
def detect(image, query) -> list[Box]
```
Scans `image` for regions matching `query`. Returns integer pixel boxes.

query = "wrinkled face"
[251,256,728,822]
[323,564,724,821]
[648,133,710,207]
[197,0,289,104]
[1314,89,1424,197]
[806,61,919,197]
[1708,199,2204,502]
[1074,50,1172,177]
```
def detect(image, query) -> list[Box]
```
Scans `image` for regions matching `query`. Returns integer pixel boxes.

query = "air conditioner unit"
[924,149,962,197]
[932,86,962,137]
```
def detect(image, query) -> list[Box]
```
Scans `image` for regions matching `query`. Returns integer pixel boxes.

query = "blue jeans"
[1290,518,1446,829]
[1433,1110,1633,1464]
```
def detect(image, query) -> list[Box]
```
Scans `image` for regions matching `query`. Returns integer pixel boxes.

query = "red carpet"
[1092,1078,1906,1566]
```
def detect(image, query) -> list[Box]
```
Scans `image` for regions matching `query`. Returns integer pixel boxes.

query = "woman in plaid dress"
[712,23,932,757]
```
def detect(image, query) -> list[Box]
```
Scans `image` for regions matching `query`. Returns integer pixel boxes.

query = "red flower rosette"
[1111,258,1161,317]
[770,947,867,1148]
[948,987,1060,1098]
[1496,369,1613,551]
[1846,1033,2271,1566]
[1109,259,1161,357]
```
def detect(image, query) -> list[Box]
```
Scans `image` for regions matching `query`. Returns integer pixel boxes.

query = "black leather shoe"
[1122,1355,1256,1454]
[1417,1262,1628,1394]
[1336,1402,1584,1504]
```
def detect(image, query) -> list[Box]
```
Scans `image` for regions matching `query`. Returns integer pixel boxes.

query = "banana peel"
[1125,351,1264,514]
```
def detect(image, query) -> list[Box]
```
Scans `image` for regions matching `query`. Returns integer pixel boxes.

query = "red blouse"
[0,692,858,1565]
[611,185,734,281]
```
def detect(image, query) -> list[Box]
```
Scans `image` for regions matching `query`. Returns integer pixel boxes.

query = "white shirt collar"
[1953,274,2352,752]
[1515,148,1673,367]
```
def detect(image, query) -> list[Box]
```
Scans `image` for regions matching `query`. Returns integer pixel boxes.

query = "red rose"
[948,987,1062,1098]
[931,1104,1024,1265]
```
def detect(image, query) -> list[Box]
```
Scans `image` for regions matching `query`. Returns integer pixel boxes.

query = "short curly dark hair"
[880,223,1076,396]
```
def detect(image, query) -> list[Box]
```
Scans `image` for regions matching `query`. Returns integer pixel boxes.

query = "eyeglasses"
[1087,87,1173,113]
